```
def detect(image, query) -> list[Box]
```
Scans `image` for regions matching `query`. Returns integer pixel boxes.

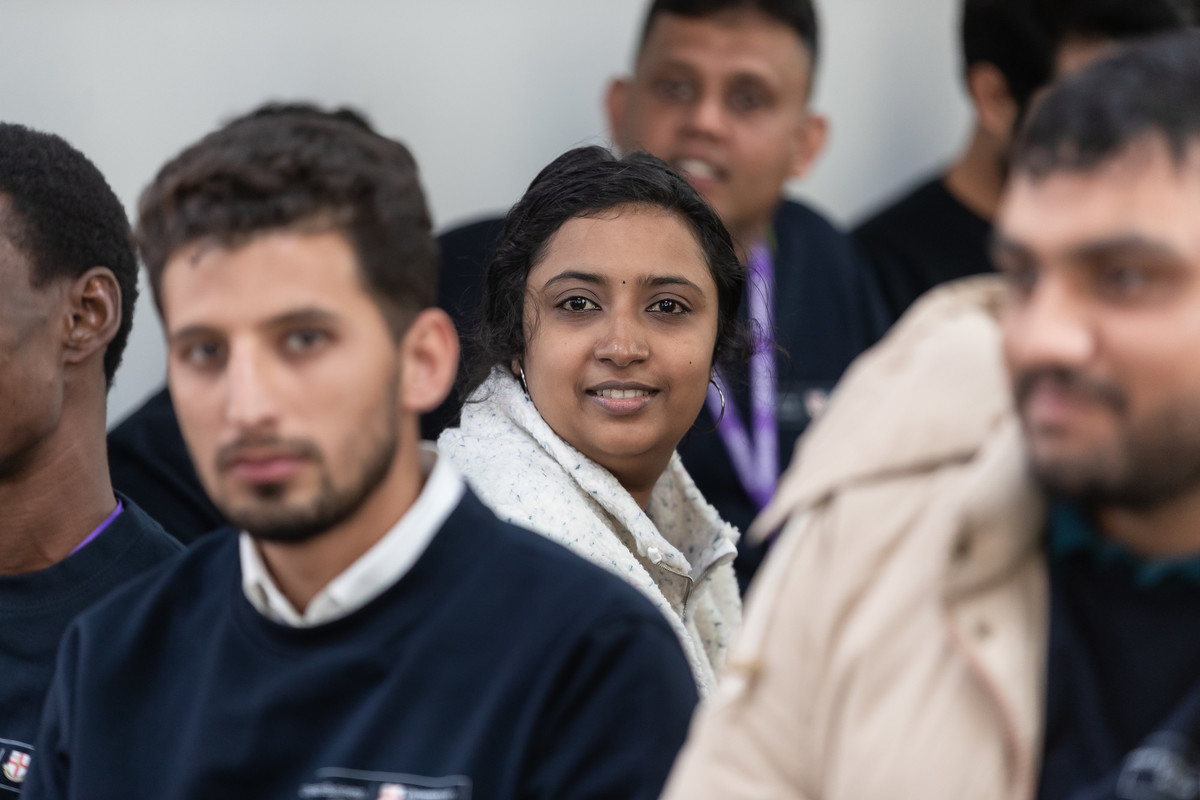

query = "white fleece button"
[647,546,663,564]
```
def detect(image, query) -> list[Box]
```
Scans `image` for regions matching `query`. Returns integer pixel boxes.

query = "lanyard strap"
[705,242,779,510]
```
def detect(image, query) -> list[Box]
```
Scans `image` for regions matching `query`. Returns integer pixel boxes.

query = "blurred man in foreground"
[665,30,1200,800]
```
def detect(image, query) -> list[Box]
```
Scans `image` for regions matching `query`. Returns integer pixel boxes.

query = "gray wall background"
[0,0,969,426]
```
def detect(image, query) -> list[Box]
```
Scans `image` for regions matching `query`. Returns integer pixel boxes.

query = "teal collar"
[1049,503,1200,588]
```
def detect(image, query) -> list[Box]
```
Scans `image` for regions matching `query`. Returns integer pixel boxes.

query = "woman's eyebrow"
[540,270,606,291]
[643,275,703,292]
[539,271,704,293]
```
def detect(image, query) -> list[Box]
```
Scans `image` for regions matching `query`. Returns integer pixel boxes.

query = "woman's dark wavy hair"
[466,145,747,395]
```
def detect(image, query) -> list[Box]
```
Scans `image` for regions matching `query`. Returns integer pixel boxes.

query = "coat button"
[952,536,973,562]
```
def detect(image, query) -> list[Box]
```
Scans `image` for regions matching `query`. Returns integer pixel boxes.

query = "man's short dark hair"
[961,0,1187,116]
[0,123,137,389]
[638,0,820,67]
[1013,29,1200,179]
[224,101,376,134]
[961,0,1057,113]
[136,103,438,335]
[1052,0,1187,46]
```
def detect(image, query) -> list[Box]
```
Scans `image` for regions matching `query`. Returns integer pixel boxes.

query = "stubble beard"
[1020,370,1200,511]
[217,387,401,545]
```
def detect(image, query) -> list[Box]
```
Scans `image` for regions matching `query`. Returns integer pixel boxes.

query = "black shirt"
[853,174,993,320]
[1039,504,1200,799]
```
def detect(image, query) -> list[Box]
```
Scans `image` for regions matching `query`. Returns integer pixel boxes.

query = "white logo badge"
[3,750,31,783]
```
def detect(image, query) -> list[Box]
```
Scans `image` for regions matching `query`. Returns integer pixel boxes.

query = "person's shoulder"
[852,175,947,241]
[437,214,507,276]
[773,198,865,275]
[107,388,227,543]
[69,529,236,638]
[774,197,850,244]
[447,490,678,630]
[436,214,508,322]
[114,495,186,557]
[107,387,175,444]
[772,197,890,335]
[106,386,189,481]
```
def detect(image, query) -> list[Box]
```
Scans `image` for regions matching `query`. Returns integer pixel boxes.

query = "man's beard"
[1017,367,1200,511]
[213,392,400,544]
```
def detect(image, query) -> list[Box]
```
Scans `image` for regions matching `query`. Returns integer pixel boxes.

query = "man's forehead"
[1000,141,1200,240]
[637,9,813,78]
[160,230,369,330]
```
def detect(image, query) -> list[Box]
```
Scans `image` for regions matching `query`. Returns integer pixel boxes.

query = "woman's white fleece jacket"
[438,369,742,695]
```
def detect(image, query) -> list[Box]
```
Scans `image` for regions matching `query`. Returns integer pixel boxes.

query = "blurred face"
[162,230,406,542]
[995,140,1200,510]
[520,206,719,496]
[607,9,823,247]
[0,215,64,476]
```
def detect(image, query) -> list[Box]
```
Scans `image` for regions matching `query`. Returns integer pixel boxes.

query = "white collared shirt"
[239,443,464,627]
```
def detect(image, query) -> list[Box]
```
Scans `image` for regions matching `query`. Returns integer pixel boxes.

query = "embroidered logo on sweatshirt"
[298,768,471,800]
[0,739,34,788]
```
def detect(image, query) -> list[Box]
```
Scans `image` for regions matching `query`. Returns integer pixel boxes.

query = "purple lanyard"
[705,242,779,510]
[69,499,123,555]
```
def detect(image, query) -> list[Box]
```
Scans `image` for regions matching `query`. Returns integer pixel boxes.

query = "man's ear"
[398,308,460,414]
[605,77,631,149]
[790,111,828,180]
[967,62,1018,141]
[63,267,121,369]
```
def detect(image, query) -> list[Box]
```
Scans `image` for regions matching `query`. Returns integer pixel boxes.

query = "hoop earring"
[518,364,529,396]
[710,377,725,427]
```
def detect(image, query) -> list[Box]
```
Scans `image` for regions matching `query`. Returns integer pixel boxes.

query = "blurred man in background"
[854,0,1186,320]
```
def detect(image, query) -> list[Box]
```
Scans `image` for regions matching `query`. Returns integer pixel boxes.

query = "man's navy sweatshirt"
[0,496,181,794]
[25,490,699,800]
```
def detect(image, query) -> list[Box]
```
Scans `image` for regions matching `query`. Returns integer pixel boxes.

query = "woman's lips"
[587,384,658,414]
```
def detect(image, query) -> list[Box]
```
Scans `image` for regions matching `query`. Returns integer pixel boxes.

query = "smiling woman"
[438,146,746,694]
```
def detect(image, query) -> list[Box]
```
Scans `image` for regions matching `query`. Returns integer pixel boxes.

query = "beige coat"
[663,277,1049,800]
